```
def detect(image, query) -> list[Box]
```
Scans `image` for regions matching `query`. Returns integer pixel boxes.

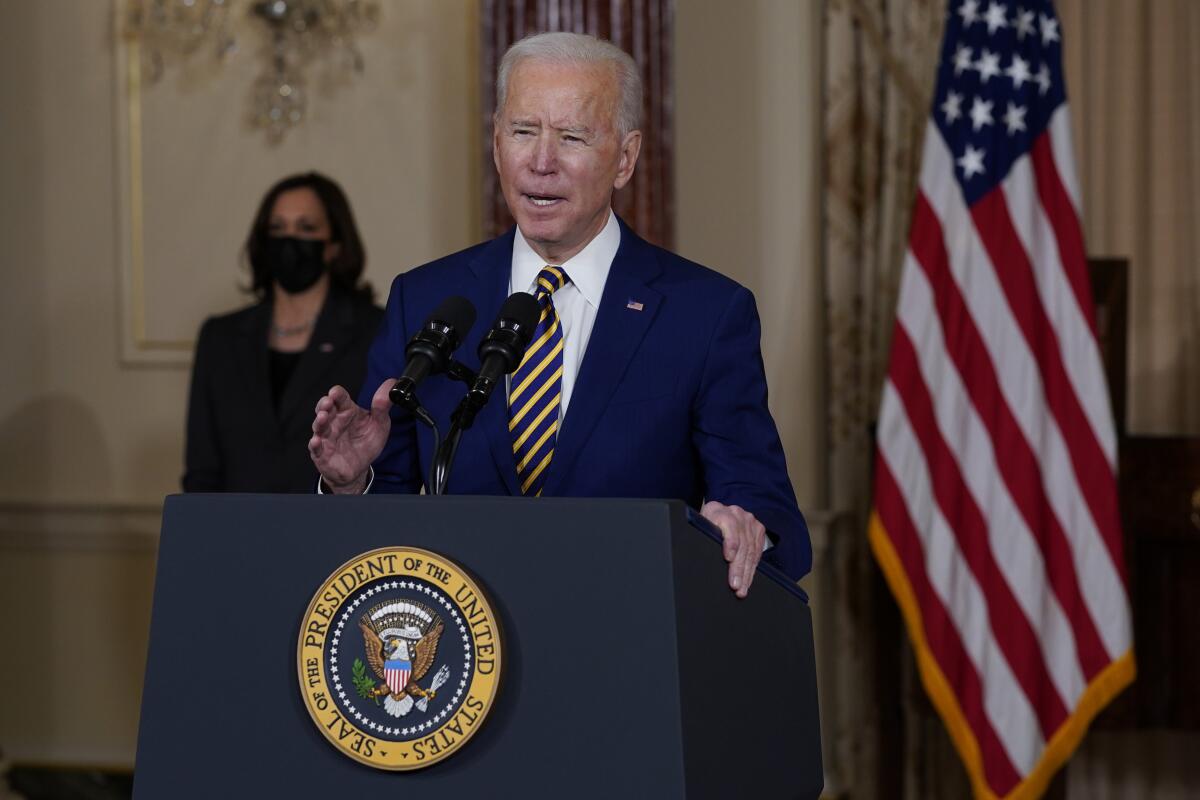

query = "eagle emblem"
[357,600,451,718]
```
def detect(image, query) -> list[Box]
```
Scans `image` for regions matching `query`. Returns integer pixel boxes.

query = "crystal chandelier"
[125,0,380,143]
[125,0,236,82]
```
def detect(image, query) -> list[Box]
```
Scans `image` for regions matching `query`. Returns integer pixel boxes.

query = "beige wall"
[0,0,826,768]
[675,0,825,512]
[0,536,157,766]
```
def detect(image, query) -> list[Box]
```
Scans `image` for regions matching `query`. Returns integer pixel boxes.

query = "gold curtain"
[1058,0,1200,436]
[821,1,950,797]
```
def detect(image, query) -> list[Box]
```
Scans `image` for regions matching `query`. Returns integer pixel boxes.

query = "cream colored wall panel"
[675,0,824,511]
[0,0,183,505]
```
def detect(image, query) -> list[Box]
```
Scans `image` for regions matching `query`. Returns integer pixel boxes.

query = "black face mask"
[264,236,328,294]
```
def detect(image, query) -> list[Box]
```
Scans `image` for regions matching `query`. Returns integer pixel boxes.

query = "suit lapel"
[542,221,662,495]
[234,302,275,428]
[277,289,357,428]
[468,230,524,496]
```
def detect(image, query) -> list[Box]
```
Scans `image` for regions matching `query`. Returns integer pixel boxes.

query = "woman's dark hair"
[244,171,372,301]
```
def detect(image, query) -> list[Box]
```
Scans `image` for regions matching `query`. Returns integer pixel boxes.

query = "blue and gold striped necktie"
[509,266,569,496]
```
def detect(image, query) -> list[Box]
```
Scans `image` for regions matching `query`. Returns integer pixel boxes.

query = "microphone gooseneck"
[385,295,476,496]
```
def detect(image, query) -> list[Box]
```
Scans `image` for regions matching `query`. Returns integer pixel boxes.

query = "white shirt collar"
[511,209,620,307]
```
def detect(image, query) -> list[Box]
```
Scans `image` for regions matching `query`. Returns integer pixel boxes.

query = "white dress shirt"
[508,209,620,420]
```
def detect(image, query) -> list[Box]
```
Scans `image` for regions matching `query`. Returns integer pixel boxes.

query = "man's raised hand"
[309,379,395,494]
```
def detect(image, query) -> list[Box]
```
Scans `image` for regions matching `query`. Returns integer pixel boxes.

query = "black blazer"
[183,287,384,493]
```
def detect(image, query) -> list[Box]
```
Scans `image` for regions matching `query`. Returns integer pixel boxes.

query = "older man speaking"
[309,32,809,596]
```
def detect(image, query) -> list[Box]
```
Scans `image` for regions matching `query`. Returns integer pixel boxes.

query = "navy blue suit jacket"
[360,219,811,580]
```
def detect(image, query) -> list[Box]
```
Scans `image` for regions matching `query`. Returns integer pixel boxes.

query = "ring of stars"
[326,579,474,740]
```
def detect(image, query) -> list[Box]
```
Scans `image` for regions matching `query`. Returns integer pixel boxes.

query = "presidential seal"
[297,547,502,770]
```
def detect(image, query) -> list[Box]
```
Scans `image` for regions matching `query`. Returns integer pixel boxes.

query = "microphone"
[428,293,537,494]
[389,295,477,411]
[457,292,541,426]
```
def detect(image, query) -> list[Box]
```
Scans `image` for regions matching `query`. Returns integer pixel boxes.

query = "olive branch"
[351,658,380,705]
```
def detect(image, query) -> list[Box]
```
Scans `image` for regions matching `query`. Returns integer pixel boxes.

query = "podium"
[134,495,821,798]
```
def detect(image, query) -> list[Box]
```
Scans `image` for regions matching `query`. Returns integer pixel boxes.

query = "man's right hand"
[309,379,396,494]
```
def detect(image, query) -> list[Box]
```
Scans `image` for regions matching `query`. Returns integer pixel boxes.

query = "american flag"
[869,1,1135,797]
[385,661,411,695]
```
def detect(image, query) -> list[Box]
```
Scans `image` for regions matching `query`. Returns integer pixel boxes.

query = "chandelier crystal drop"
[125,0,380,143]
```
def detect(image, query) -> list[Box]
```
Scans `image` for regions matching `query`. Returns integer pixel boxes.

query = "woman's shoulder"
[329,286,385,327]
[197,300,268,341]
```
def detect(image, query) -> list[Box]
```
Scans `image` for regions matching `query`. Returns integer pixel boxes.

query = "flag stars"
[958,145,986,179]
[1005,54,1032,90]
[969,96,995,131]
[1012,7,1035,40]
[1040,13,1060,46]
[958,0,980,27]
[1035,63,1052,95]
[953,45,974,76]
[1003,102,1027,135]
[941,91,964,124]
[975,49,1001,83]
[984,2,1008,34]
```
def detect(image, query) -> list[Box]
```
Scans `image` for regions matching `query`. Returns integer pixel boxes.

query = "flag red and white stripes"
[869,2,1134,797]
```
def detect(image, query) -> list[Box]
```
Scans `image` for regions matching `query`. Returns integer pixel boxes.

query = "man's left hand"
[701,501,766,599]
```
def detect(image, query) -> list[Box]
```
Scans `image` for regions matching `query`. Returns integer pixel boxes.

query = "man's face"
[493,59,641,264]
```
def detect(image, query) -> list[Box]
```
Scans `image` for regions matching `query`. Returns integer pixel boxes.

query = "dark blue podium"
[134,495,821,798]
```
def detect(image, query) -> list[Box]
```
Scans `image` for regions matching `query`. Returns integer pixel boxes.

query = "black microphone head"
[404,295,477,380]
[499,291,541,339]
[428,295,477,337]
[477,292,542,371]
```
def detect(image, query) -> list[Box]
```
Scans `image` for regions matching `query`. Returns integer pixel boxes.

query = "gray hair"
[496,32,643,138]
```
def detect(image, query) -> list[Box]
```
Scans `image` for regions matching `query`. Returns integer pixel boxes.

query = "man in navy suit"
[310,32,809,596]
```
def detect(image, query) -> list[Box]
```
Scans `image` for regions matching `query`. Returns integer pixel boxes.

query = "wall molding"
[0,500,162,553]
[113,0,194,367]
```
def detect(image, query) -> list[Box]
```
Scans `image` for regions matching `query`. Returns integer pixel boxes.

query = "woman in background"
[183,172,383,492]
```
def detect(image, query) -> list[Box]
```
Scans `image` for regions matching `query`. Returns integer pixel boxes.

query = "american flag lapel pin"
[626,299,644,311]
